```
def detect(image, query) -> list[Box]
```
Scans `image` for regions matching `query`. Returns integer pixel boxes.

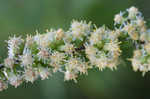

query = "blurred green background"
[0,0,150,99]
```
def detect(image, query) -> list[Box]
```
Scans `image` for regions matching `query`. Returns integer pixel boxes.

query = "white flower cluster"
[0,6,149,91]
[86,26,121,70]
[114,6,150,75]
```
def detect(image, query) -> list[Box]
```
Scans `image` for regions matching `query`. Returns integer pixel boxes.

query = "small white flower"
[90,31,102,45]
[114,13,124,24]
[71,20,91,40]
[107,59,118,70]
[39,67,50,80]
[103,41,121,52]
[66,58,79,71]
[38,49,50,60]
[108,30,121,40]
[55,29,64,40]
[21,53,33,67]
[7,36,23,58]
[136,18,145,27]
[139,64,148,74]
[65,57,88,75]
[64,70,77,82]
[127,6,139,19]
[123,24,135,33]
[88,55,97,65]
[50,52,65,63]
[61,43,74,54]
[34,31,55,48]
[4,57,14,68]
[76,62,88,75]
[24,67,38,83]
[8,72,22,88]
[26,35,34,47]
[123,24,139,40]
[34,34,49,48]
[95,58,108,70]
[85,45,97,56]
[50,51,65,72]
[130,58,141,71]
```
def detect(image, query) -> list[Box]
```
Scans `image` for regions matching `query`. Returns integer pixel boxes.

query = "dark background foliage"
[0,0,150,99]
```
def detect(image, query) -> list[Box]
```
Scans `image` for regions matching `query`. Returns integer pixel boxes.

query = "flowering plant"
[0,6,149,91]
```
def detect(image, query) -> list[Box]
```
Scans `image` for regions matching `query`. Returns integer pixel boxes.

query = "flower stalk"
[0,6,149,91]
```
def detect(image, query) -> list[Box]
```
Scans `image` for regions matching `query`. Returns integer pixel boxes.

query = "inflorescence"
[0,6,149,91]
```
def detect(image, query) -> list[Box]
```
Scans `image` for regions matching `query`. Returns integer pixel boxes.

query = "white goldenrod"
[0,6,150,91]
